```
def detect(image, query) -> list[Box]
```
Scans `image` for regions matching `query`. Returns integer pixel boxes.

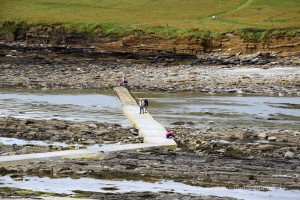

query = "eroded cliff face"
[1,25,300,58]
[97,33,300,57]
[217,34,300,56]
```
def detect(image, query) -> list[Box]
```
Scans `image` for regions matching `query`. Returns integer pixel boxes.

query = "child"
[166,130,175,139]
[119,78,125,86]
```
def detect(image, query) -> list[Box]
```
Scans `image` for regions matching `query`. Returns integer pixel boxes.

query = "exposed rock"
[240,130,253,140]
[81,139,96,145]
[258,132,268,140]
[0,43,299,96]
[268,136,277,142]
[88,124,98,129]
[284,151,295,159]
[0,117,142,150]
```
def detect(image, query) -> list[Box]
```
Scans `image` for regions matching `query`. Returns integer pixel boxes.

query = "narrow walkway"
[0,87,176,164]
[113,87,177,147]
[0,143,158,166]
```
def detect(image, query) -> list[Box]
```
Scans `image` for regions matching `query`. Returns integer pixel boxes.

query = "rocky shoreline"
[1,43,299,96]
[0,39,299,199]
[0,117,299,199]
[1,63,299,96]
[0,117,142,155]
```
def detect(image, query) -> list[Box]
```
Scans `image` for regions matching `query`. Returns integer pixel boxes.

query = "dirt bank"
[1,24,299,96]
[1,24,300,57]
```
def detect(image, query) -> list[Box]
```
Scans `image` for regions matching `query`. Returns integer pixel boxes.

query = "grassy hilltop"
[0,0,300,38]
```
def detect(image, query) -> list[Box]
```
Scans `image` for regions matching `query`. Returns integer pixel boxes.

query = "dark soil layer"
[1,23,300,57]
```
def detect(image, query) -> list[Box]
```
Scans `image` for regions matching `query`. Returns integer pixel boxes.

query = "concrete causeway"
[113,87,177,147]
[0,143,159,165]
[0,87,176,164]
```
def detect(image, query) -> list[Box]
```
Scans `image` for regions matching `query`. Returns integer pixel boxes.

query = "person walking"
[144,98,149,113]
[139,98,145,114]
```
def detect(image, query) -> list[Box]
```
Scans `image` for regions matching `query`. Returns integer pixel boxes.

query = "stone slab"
[0,143,159,164]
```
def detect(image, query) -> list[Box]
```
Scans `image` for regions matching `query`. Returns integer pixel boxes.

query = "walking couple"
[139,98,149,114]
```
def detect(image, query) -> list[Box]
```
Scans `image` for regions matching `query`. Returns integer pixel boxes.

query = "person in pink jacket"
[166,130,175,139]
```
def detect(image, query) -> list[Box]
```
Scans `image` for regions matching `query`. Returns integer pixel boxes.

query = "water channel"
[134,92,300,130]
[0,89,130,126]
[0,90,299,130]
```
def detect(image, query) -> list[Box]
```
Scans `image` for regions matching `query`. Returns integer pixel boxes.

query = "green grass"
[220,0,300,29]
[0,0,300,39]
[0,0,242,27]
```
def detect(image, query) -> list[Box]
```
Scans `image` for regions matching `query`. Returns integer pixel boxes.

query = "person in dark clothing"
[124,78,128,88]
[144,99,149,113]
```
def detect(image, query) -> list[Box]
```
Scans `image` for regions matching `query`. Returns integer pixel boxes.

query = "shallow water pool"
[0,89,131,126]
[134,92,300,129]
[0,90,299,130]
[0,175,299,200]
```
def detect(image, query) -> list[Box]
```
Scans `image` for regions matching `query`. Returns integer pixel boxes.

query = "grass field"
[0,0,300,38]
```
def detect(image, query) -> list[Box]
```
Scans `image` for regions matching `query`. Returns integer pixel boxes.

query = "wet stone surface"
[0,187,233,200]
[0,117,142,155]
[0,118,299,197]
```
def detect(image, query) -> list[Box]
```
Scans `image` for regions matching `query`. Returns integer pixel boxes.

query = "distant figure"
[166,130,175,139]
[119,78,125,86]
[124,78,128,88]
[139,98,145,114]
[144,99,149,113]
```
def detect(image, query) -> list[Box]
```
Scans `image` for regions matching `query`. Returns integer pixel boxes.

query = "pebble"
[268,136,277,142]
[284,151,295,159]
[0,54,299,96]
